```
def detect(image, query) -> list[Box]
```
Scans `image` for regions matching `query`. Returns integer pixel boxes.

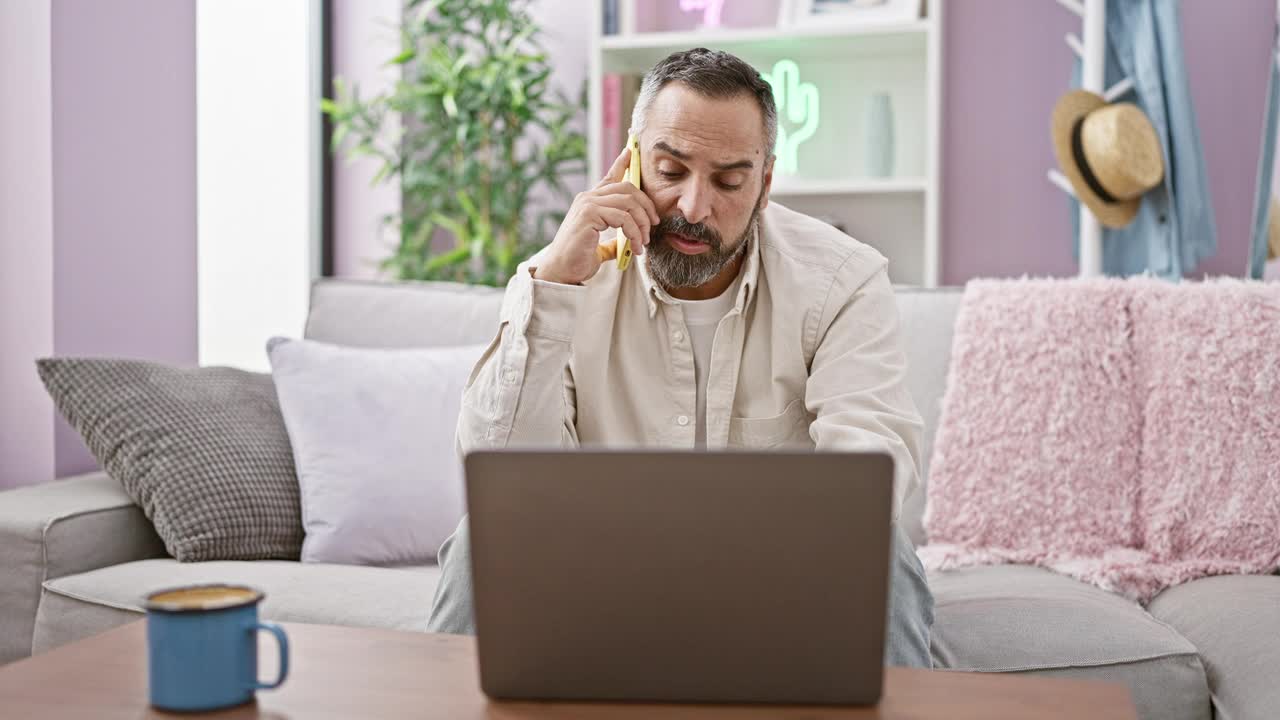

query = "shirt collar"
[638,223,761,319]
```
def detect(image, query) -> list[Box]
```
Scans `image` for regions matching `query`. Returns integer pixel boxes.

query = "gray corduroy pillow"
[37,358,303,561]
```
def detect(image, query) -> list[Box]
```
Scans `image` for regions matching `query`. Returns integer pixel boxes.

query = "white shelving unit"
[588,2,944,287]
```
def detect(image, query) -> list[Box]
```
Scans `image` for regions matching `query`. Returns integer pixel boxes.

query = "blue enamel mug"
[143,584,289,712]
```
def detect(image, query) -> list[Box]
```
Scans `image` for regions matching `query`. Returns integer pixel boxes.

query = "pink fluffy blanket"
[919,277,1280,603]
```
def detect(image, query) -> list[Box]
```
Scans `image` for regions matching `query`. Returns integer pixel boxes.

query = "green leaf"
[454,190,480,222]
[330,124,350,150]
[423,244,472,273]
[387,48,416,66]
[429,212,468,240]
[506,24,535,54]
[370,160,395,186]
[406,217,434,251]
[507,77,525,107]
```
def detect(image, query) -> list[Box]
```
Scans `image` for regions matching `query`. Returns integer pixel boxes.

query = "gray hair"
[628,48,777,159]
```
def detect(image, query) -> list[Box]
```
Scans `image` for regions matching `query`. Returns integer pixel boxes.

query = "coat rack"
[1045,0,1134,277]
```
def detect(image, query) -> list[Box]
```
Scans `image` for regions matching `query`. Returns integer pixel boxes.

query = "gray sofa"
[3,278,1277,720]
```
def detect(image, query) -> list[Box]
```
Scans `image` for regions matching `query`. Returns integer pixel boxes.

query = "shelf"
[770,177,926,196]
[599,20,930,74]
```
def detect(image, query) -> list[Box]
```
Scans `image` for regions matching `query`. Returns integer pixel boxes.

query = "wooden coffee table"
[0,621,1137,719]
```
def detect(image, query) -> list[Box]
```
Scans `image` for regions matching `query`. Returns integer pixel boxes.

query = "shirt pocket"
[728,398,811,449]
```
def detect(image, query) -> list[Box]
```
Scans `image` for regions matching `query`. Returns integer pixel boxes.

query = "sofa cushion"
[306,279,504,349]
[921,281,1145,590]
[267,337,484,565]
[1131,281,1280,584]
[930,565,1210,720]
[34,559,440,655]
[37,358,303,562]
[1148,574,1280,720]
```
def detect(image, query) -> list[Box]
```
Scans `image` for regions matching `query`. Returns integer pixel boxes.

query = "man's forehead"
[645,85,767,158]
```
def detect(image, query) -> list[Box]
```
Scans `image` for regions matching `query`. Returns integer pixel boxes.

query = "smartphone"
[616,134,641,271]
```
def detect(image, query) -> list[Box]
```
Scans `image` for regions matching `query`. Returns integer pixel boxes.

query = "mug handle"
[251,621,290,690]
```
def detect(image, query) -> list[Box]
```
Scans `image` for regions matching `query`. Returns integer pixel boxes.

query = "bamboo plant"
[322,0,587,285]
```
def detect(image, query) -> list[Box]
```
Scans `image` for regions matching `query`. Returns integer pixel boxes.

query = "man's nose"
[676,180,713,226]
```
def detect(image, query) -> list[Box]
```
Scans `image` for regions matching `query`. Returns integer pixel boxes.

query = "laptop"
[464,449,895,706]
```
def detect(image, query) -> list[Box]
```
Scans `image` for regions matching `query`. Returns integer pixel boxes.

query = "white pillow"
[266,337,485,566]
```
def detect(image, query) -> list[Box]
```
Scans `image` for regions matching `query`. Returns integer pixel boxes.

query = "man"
[428,48,934,667]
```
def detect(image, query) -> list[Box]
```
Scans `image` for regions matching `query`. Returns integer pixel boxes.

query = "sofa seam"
[944,650,1204,674]
[39,581,146,615]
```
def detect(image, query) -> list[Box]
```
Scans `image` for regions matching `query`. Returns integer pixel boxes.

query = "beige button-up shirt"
[457,202,924,518]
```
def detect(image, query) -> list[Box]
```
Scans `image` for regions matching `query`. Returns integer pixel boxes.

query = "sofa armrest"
[0,471,166,664]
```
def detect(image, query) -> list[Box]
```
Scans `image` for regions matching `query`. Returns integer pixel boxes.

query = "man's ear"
[760,154,775,210]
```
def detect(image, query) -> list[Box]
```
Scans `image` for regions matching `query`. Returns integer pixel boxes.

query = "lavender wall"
[0,2,56,488]
[940,2,1077,282]
[0,0,199,487]
[49,0,198,477]
[1181,0,1273,277]
[942,0,1273,283]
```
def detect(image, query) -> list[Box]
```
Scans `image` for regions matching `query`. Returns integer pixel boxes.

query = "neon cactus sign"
[761,59,819,175]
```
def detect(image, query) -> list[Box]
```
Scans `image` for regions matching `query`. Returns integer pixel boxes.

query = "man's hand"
[533,147,659,285]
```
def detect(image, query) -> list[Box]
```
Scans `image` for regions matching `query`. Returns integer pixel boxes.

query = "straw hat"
[1051,90,1165,228]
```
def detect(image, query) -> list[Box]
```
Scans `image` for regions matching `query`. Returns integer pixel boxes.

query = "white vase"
[864,93,895,178]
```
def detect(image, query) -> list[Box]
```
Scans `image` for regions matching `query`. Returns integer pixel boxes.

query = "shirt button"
[502,369,518,384]
[672,330,685,342]
[676,415,690,426]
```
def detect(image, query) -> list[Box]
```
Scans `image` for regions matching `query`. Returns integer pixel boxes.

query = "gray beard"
[645,205,760,290]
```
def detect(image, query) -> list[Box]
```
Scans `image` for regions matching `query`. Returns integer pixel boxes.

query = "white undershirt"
[669,275,741,448]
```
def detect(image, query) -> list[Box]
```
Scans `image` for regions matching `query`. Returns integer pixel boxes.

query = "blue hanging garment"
[1248,18,1279,279]
[1071,0,1218,278]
